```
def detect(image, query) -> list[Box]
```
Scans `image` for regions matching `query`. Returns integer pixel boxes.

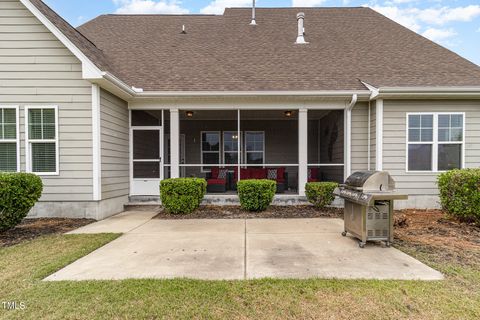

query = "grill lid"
[343,171,395,192]
[344,171,378,189]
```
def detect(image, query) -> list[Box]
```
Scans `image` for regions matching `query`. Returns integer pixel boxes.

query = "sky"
[43,0,480,66]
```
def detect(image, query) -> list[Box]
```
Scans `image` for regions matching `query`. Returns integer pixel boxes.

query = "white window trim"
[222,131,242,167]
[200,131,221,172]
[0,105,20,172]
[406,112,465,173]
[25,106,59,176]
[244,131,265,166]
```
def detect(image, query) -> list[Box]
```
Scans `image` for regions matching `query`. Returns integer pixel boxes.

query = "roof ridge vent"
[295,12,308,44]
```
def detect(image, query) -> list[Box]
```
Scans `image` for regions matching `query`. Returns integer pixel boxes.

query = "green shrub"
[305,182,338,209]
[237,179,276,212]
[160,178,207,214]
[0,173,43,232]
[438,169,480,222]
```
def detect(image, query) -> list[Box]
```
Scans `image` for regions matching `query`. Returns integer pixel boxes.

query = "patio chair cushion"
[251,168,267,179]
[240,168,250,180]
[308,168,319,180]
[207,179,227,185]
[211,167,220,179]
[276,167,286,182]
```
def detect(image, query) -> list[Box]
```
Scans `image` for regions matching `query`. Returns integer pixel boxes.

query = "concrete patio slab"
[130,219,245,234]
[67,211,158,234]
[46,232,245,281]
[50,215,443,281]
[246,218,343,234]
[45,232,245,281]
[246,233,443,280]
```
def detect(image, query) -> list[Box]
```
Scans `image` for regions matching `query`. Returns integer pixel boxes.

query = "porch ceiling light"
[186,111,194,117]
[285,110,293,117]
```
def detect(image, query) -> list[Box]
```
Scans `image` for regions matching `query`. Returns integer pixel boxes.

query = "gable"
[0,0,81,65]
[5,0,107,79]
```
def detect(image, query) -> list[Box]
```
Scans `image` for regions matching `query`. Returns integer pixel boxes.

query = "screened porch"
[130,109,345,196]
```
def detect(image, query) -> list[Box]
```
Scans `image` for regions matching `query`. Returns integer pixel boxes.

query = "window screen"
[0,108,17,172]
[201,132,220,171]
[223,131,240,165]
[245,132,264,164]
[28,108,57,174]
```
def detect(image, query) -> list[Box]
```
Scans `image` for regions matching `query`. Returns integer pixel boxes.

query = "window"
[438,114,464,171]
[223,131,240,165]
[0,107,19,172]
[407,113,464,172]
[245,131,264,165]
[201,131,220,171]
[26,106,58,175]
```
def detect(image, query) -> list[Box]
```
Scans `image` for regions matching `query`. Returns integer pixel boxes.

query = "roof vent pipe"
[295,12,308,44]
[250,0,256,25]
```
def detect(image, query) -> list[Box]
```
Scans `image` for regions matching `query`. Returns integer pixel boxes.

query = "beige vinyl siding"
[383,100,480,196]
[100,89,129,199]
[351,103,369,172]
[1,0,93,201]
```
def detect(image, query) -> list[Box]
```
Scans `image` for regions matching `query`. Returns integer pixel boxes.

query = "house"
[1,0,480,219]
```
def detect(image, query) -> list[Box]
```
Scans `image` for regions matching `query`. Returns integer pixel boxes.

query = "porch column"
[170,108,180,178]
[298,109,308,196]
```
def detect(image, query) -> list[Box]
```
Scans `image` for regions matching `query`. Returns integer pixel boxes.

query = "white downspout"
[367,100,371,171]
[344,94,358,179]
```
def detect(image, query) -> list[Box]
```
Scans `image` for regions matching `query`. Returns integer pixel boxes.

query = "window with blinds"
[0,107,18,172]
[27,107,58,174]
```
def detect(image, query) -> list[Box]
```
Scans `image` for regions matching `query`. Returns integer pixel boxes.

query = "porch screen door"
[131,127,162,195]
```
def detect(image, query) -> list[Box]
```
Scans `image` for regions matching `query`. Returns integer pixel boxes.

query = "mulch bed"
[155,205,343,219]
[394,209,480,266]
[0,218,95,248]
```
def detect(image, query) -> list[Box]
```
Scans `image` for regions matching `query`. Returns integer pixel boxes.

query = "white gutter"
[102,73,480,100]
[344,94,358,179]
[99,72,372,99]
[101,72,136,96]
[379,86,480,93]
[361,82,480,100]
[377,87,480,99]
[135,90,370,98]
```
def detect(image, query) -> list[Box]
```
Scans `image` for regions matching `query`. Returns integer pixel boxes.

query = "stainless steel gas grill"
[334,171,408,248]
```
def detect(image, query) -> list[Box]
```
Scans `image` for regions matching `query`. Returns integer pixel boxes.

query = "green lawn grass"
[0,234,479,319]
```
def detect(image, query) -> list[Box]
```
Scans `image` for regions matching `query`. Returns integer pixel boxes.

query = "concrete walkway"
[46,212,444,281]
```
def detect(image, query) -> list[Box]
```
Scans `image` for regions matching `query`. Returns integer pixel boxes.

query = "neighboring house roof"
[29,2,480,92]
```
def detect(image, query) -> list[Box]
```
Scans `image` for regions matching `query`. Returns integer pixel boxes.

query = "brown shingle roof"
[32,2,480,91]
